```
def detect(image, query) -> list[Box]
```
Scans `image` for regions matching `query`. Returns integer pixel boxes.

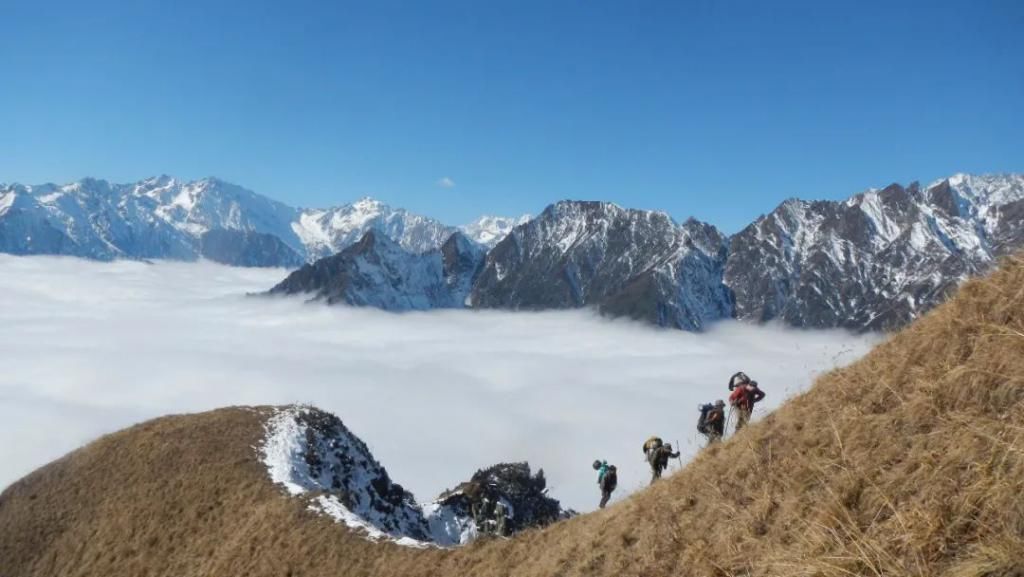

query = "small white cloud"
[436,177,455,189]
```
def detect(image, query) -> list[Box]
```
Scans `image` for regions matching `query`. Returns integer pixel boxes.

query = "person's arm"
[753,388,765,403]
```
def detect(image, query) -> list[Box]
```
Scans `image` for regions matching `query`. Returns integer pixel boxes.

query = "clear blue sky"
[2,0,1021,231]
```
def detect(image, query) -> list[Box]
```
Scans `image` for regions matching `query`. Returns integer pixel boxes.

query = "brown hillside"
[2,256,1024,577]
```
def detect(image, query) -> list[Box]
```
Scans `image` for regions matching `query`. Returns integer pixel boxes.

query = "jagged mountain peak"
[459,213,532,248]
[470,198,731,330]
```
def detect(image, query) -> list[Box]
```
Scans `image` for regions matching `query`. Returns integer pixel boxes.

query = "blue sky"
[1,0,1021,231]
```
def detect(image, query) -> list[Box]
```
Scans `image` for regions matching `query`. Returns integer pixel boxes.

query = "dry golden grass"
[3,256,1024,577]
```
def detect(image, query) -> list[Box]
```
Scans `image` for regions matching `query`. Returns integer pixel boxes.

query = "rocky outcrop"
[267,231,484,310]
[261,406,567,547]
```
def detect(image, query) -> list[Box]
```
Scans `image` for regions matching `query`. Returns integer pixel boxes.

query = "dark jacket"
[729,384,764,410]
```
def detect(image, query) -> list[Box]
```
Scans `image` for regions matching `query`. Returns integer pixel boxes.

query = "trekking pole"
[674,439,683,470]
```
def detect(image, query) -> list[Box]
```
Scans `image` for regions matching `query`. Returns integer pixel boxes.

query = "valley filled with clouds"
[0,256,879,511]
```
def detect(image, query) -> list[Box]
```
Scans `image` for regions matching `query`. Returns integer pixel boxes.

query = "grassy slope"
[2,257,1023,577]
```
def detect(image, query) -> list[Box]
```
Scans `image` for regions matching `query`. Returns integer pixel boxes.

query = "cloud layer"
[0,255,880,512]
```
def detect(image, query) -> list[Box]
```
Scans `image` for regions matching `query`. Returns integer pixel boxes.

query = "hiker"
[729,380,765,432]
[642,436,664,461]
[697,400,726,444]
[646,441,679,484]
[593,460,617,508]
[728,371,751,391]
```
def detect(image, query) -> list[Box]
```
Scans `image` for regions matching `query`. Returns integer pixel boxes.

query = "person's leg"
[600,490,610,508]
[736,408,750,432]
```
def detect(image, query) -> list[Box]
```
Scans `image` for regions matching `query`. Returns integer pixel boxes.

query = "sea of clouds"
[0,255,881,512]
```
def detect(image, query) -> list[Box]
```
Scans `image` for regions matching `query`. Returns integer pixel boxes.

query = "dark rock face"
[470,201,733,330]
[433,462,567,536]
[292,408,431,540]
[993,199,1024,256]
[199,229,304,268]
[268,230,483,310]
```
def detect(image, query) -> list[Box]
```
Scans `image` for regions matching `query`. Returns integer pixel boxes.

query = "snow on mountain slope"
[459,214,532,248]
[292,197,455,259]
[726,174,1024,330]
[0,189,15,216]
[135,176,302,247]
[471,201,732,330]
[260,405,436,546]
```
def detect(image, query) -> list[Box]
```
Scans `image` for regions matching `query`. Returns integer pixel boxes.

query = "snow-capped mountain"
[0,176,302,264]
[5,172,1022,332]
[726,173,1024,330]
[260,405,566,547]
[459,214,532,248]
[269,173,1024,333]
[293,197,456,260]
[471,201,733,330]
[0,177,522,266]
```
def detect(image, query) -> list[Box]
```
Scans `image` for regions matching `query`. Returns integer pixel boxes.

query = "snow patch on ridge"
[259,405,475,548]
[0,190,14,216]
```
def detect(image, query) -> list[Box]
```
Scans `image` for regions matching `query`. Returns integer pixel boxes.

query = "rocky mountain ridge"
[261,405,566,547]
[4,172,1022,330]
[271,173,1024,331]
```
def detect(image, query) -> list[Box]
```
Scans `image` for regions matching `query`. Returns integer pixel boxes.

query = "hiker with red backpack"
[728,374,765,433]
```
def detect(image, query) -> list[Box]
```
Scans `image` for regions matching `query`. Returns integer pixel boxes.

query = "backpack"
[728,371,750,391]
[697,403,714,433]
[601,465,617,491]
[642,436,663,454]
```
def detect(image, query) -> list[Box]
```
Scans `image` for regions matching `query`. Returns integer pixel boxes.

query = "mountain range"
[3,172,1023,331]
[272,173,1024,331]
[0,175,526,266]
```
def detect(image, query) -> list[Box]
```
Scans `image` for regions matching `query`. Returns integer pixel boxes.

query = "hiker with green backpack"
[593,459,617,508]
